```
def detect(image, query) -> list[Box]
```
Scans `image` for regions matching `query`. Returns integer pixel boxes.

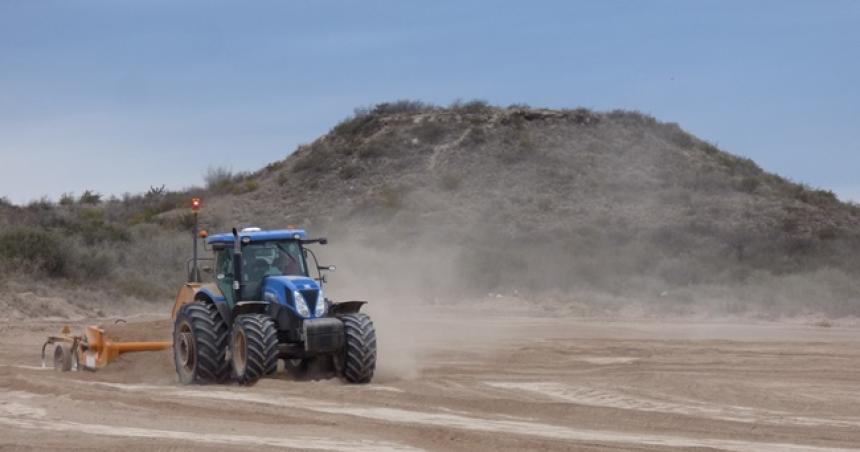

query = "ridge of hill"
[2,101,859,317]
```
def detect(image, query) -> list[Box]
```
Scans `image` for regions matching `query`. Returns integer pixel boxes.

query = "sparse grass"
[27,197,53,210]
[450,99,492,114]
[507,103,531,109]
[463,127,487,147]
[204,166,235,193]
[701,141,721,155]
[59,192,75,206]
[332,110,382,138]
[370,100,435,116]
[738,176,762,194]
[499,127,536,163]
[79,190,101,205]
[240,179,259,194]
[339,165,361,180]
[203,166,257,195]
[292,147,332,173]
[413,120,447,144]
[357,142,387,159]
[606,109,658,126]
[565,107,600,125]
[658,123,696,148]
[794,186,839,207]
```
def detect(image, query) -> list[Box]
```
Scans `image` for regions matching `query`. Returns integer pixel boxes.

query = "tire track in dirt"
[0,389,419,452]
[485,381,860,429]
[70,381,860,452]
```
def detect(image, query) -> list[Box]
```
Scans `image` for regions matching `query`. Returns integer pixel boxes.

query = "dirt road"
[1,307,859,451]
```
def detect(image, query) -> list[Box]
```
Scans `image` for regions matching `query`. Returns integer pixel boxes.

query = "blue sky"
[1,0,858,204]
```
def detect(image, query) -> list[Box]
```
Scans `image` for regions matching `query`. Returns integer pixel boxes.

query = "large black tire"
[173,302,230,384]
[337,313,377,383]
[53,344,72,372]
[230,314,278,385]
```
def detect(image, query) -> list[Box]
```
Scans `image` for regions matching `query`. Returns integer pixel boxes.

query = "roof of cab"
[206,229,307,244]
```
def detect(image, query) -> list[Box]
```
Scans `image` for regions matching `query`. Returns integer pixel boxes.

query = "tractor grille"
[300,289,318,311]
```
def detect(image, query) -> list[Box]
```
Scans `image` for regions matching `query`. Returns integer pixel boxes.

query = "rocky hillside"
[3,101,859,316]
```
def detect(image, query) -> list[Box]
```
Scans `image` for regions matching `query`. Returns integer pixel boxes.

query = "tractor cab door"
[214,248,268,305]
[214,250,236,308]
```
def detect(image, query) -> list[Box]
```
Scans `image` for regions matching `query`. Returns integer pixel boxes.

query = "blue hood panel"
[262,276,321,318]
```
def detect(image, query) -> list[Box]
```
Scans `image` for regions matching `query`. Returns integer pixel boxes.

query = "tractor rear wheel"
[337,313,377,383]
[231,314,278,385]
[173,302,230,384]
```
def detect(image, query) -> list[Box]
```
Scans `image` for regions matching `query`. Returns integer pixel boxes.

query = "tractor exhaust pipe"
[232,227,243,302]
[190,212,200,282]
[189,198,202,283]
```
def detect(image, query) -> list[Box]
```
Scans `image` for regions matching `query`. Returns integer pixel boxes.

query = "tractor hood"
[261,275,324,318]
[265,275,319,293]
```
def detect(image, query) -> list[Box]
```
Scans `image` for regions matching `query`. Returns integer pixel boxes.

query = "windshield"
[242,240,307,280]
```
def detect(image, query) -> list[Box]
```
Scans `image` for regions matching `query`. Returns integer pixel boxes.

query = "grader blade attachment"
[80,325,171,370]
[42,325,171,372]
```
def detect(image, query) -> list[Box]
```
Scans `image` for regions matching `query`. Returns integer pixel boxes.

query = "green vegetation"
[79,190,102,204]
[0,228,69,277]
[339,165,361,180]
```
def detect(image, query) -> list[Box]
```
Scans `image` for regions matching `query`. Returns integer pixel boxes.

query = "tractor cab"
[205,228,326,309]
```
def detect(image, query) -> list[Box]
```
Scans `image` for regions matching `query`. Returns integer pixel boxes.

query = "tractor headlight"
[293,290,310,318]
[314,290,326,317]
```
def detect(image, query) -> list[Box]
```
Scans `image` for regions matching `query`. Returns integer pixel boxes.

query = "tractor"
[171,204,376,385]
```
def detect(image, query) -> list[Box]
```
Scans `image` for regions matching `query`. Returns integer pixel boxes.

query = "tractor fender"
[330,301,367,315]
[232,300,270,317]
[191,290,232,326]
[212,300,233,326]
[172,283,225,319]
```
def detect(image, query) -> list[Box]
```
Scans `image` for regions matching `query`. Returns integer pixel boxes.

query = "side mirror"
[319,238,328,245]
[318,265,336,272]
[320,274,328,284]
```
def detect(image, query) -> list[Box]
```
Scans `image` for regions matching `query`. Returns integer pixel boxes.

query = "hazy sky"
[1,0,858,204]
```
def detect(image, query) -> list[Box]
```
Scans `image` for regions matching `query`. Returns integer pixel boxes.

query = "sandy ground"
[1,306,859,451]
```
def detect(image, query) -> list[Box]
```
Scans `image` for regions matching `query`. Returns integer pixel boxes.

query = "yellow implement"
[42,324,171,371]
[41,198,207,373]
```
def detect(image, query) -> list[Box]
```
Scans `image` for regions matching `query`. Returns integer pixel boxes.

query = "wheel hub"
[232,330,247,376]
[177,332,195,368]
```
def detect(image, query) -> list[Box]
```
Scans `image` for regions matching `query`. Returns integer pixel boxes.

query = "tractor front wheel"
[336,313,377,383]
[173,302,230,384]
[230,314,278,385]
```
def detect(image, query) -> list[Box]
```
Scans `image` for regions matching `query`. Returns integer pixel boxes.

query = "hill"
[2,101,859,317]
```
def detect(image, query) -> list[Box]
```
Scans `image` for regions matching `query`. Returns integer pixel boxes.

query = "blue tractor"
[171,225,376,385]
